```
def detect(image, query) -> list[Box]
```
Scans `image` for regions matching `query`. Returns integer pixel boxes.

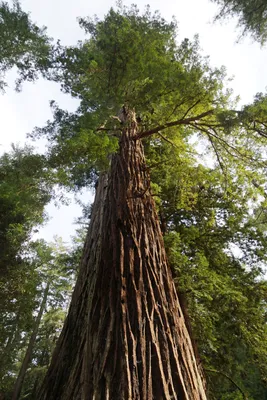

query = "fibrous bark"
[39,109,206,400]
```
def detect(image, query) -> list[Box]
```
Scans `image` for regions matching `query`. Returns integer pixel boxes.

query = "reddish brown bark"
[39,110,206,399]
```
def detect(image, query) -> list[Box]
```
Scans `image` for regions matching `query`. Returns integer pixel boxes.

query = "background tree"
[211,0,267,44]
[0,238,76,399]
[0,145,52,398]
[0,0,53,91]
[0,145,53,322]
[0,145,52,274]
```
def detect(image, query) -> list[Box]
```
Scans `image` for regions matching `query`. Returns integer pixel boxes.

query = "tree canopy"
[0,0,53,90]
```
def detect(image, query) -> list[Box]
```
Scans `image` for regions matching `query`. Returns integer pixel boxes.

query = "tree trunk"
[11,282,50,400]
[39,110,206,399]
[1,313,21,380]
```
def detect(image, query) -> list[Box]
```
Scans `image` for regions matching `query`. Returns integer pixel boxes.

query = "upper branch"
[136,110,214,139]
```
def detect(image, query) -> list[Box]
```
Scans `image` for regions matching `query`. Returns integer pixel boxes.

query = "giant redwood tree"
[35,5,267,399]
[40,109,207,399]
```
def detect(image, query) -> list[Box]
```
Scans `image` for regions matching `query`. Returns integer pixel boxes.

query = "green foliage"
[31,101,118,190]
[150,150,267,398]
[31,5,267,192]
[212,0,267,44]
[0,0,53,90]
[31,4,230,189]
[0,145,53,273]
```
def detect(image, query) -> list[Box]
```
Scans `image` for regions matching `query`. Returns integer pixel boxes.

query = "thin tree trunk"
[39,109,206,399]
[4,314,20,352]
[30,347,49,400]
[11,282,50,400]
[1,313,21,377]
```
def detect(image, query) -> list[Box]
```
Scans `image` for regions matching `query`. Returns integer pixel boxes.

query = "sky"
[1,0,267,243]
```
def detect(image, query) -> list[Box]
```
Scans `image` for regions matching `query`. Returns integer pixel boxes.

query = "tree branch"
[191,122,264,165]
[205,368,248,400]
[136,109,214,139]
[97,127,122,132]
[157,131,178,148]
[179,99,201,121]
[208,135,226,174]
